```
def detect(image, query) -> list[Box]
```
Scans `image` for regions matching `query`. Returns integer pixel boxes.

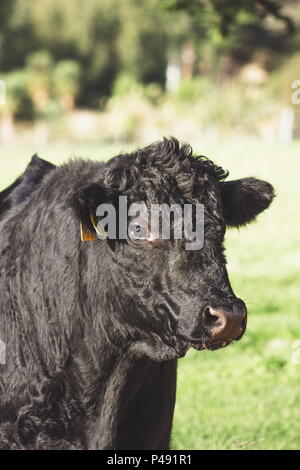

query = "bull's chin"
[174,335,234,353]
[192,340,232,351]
[160,335,235,359]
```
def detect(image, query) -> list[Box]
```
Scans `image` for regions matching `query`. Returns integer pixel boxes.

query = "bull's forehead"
[125,164,222,206]
[106,140,227,193]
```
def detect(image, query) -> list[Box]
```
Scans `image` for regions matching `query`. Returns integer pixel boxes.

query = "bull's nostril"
[203,304,246,342]
[204,307,221,326]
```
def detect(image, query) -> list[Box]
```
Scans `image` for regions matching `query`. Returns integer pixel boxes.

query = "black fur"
[0,138,274,449]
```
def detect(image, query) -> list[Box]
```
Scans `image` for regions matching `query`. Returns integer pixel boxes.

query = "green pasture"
[0,138,299,450]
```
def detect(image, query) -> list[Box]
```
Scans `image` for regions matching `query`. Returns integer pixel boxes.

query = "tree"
[161,0,295,36]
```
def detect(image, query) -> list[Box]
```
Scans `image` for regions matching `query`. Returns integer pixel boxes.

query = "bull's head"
[74,138,274,360]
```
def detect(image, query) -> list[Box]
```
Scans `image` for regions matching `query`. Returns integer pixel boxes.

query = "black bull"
[0,139,274,449]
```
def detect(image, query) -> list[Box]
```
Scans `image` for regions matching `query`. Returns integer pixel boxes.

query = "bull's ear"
[73,183,118,233]
[222,177,275,227]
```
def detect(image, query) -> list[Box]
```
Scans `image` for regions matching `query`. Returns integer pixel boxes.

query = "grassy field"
[0,138,300,450]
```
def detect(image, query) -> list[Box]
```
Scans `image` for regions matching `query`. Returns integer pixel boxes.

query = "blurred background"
[0,0,300,450]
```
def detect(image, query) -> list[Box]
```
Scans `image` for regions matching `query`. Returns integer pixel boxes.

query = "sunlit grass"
[0,137,299,450]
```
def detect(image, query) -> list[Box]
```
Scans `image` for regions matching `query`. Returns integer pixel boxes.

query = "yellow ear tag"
[80,214,108,242]
[80,221,97,242]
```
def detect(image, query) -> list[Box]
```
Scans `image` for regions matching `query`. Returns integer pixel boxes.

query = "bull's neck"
[80,338,157,450]
[77,247,148,448]
[84,347,134,449]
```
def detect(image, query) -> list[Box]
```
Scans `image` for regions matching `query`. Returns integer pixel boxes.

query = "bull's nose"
[203,304,247,341]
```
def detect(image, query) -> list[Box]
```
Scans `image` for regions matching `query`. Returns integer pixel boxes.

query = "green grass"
[1,137,300,450]
[173,138,300,450]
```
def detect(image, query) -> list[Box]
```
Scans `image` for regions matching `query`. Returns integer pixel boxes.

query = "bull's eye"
[216,223,226,239]
[128,223,149,240]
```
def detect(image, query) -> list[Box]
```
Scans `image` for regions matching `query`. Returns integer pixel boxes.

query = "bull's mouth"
[191,340,232,351]
[173,335,234,355]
